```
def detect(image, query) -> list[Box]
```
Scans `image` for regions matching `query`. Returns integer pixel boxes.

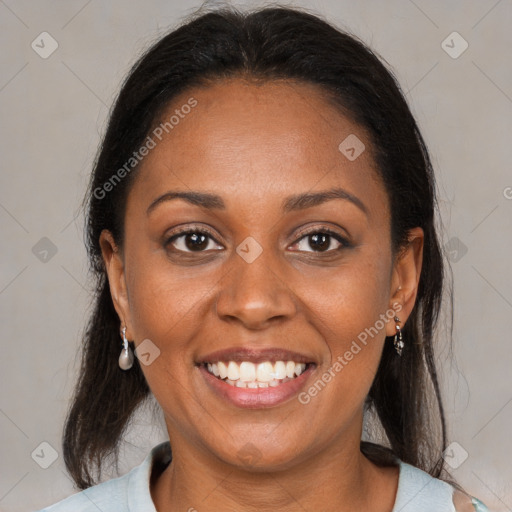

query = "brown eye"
[291,229,349,253]
[166,229,223,253]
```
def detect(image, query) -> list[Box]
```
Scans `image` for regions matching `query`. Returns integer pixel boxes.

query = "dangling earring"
[119,326,134,370]
[394,316,404,356]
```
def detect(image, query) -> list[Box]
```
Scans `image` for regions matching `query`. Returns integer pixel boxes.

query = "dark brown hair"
[63,5,452,489]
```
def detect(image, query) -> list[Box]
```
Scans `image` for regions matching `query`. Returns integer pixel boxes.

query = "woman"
[38,5,488,511]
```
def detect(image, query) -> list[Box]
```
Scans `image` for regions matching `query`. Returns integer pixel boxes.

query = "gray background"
[0,0,511,511]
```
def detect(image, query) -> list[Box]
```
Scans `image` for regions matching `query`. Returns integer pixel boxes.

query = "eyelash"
[164,225,350,254]
[293,226,350,252]
[165,226,220,251]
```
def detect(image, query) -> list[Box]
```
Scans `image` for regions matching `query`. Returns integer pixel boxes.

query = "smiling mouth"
[202,360,313,388]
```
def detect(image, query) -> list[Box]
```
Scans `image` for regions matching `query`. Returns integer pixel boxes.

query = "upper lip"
[196,347,315,365]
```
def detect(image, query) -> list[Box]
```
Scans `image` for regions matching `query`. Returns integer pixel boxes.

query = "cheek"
[123,251,213,389]
[125,244,213,337]
[306,247,392,345]
[122,246,238,417]
[123,259,208,418]
[298,248,392,404]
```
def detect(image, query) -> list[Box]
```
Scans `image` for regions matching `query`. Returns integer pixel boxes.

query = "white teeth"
[227,361,239,381]
[274,361,286,379]
[286,361,296,378]
[256,362,274,382]
[294,363,306,376]
[218,361,228,379]
[205,360,310,387]
[239,361,256,382]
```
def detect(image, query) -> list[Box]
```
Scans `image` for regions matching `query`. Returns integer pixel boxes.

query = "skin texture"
[100,78,424,512]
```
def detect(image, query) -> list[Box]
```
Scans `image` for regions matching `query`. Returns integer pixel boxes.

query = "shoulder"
[35,441,171,512]
[35,473,131,512]
[393,461,455,512]
[393,462,489,512]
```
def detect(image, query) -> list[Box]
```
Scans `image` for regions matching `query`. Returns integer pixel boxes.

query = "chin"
[211,438,311,473]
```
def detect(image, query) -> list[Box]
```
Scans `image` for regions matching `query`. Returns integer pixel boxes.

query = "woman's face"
[101,78,422,471]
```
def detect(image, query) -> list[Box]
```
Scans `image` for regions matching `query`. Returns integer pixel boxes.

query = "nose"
[215,246,297,330]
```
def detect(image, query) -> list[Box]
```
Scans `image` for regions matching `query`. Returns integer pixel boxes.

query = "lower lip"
[198,364,315,409]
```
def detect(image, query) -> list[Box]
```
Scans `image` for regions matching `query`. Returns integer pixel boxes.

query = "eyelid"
[165,224,223,246]
[166,223,217,236]
[293,224,350,244]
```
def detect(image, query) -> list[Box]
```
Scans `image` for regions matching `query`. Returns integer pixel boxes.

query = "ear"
[99,229,133,338]
[385,227,424,337]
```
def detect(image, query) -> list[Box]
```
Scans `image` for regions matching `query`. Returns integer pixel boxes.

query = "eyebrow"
[146,187,368,216]
[282,187,368,215]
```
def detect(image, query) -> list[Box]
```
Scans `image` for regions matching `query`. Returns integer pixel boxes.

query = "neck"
[151,429,399,512]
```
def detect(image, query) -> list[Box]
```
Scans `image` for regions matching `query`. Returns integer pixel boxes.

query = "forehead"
[127,78,388,220]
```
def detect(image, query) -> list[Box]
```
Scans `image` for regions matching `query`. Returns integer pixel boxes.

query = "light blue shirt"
[37,441,488,511]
